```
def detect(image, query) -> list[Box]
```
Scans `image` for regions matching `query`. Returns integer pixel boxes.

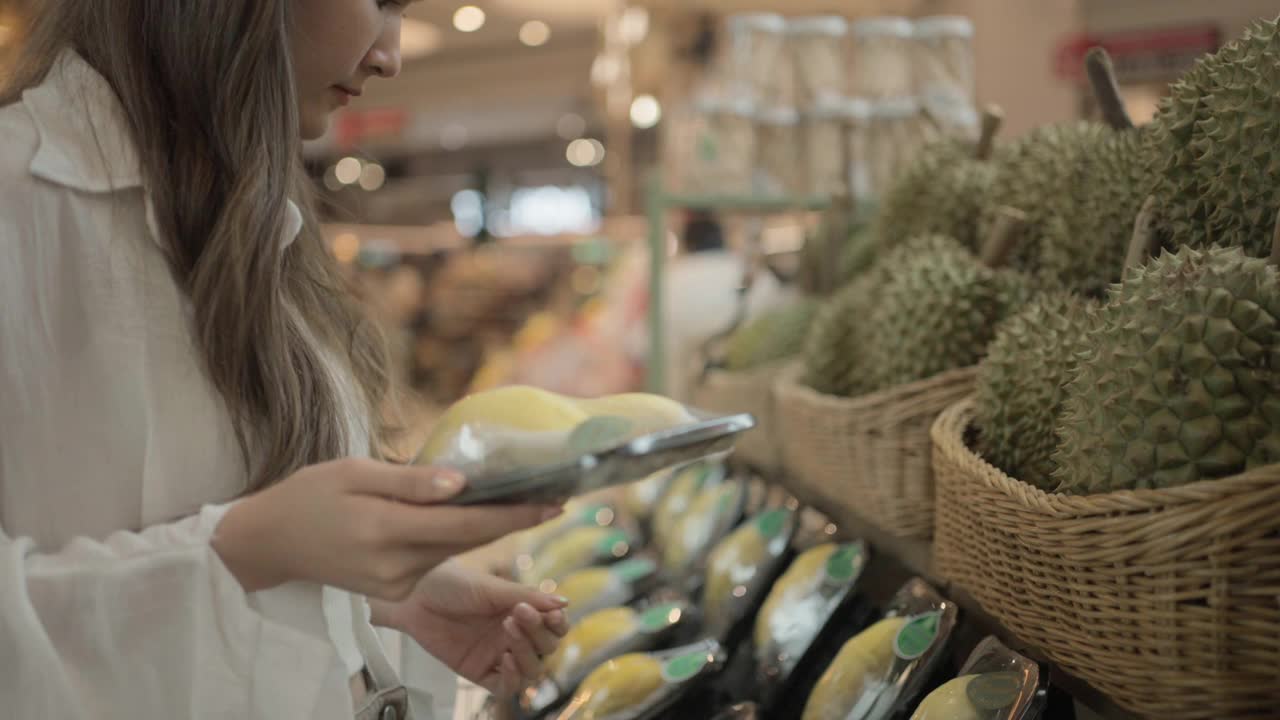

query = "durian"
[522,526,632,585]
[1052,240,1280,493]
[862,227,1032,392]
[800,274,878,396]
[801,617,907,720]
[979,122,1110,274]
[1036,49,1157,296]
[724,299,819,371]
[662,480,744,578]
[1147,18,1280,256]
[703,508,793,637]
[875,107,1003,254]
[974,292,1098,489]
[562,653,666,719]
[546,607,640,686]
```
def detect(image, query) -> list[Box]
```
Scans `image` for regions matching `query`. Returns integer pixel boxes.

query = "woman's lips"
[331,86,359,106]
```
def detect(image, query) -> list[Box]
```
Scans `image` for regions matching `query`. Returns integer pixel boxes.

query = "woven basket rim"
[775,362,979,411]
[934,398,1280,519]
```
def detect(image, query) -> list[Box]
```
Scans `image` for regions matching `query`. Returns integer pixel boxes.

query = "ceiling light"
[629,94,661,129]
[618,6,649,46]
[358,163,387,191]
[567,138,605,167]
[399,19,443,60]
[519,20,551,47]
[556,113,586,140]
[453,6,486,33]
[334,157,363,185]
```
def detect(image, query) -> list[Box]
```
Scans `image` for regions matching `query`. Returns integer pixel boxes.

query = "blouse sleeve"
[0,504,338,718]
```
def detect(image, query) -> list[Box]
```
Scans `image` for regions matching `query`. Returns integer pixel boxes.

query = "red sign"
[1055,24,1220,82]
[334,108,409,149]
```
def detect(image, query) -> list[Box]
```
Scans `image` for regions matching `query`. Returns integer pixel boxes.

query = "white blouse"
[0,51,433,718]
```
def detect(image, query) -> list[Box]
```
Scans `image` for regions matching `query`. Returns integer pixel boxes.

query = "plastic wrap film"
[661,479,747,583]
[788,16,849,110]
[702,507,798,640]
[849,17,915,99]
[726,13,795,109]
[910,637,1043,720]
[754,541,869,685]
[801,578,959,720]
[555,639,727,720]
[911,16,976,117]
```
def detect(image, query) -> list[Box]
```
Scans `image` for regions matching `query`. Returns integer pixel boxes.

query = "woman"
[0,1,569,718]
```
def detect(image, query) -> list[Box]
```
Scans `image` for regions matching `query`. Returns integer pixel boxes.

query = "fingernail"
[553,595,571,607]
[540,506,564,522]
[433,469,466,494]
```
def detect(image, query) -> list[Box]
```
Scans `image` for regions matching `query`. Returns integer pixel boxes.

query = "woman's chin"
[299,110,330,142]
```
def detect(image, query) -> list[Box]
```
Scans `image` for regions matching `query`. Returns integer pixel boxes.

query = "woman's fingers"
[514,603,562,656]
[504,616,545,681]
[385,503,559,547]
[344,459,467,504]
[546,609,570,637]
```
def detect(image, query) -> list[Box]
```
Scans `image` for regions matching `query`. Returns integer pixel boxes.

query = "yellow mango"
[563,653,665,720]
[910,675,981,720]
[802,617,907,720]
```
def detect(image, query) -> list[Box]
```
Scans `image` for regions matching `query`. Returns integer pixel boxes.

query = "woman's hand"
[211,458,561,601]
[370,561,571,695]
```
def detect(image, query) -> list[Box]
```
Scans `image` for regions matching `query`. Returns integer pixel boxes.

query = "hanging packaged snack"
[803,94,854,198]
[686,96,758,196]
[863,98,937,201]
[414,386,752,506]
[520,600,696,716]
[661,478,749,586]
[910,16,976,114]
[842,98,874,202]
[652,461,727,554]
[518,525,635,587]
[755,106,805,197]
[788,16,849,110]
[552,558,662,625]
[848,17,915,99]
[754,540,872,710]
[910,636,1044,720]
[703,507,799,642]
[726,13,795,108]
[801,578,960,720]
[555,639,728,720]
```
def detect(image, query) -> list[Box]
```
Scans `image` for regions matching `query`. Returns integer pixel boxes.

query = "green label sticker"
[595,529,631,557]
[754,509,789,538]
[893,611,942,660]
[612,557,656,583]
[698,135,719,163]
[578,503,611,525]
[824,544,865,584]
[662,650,709,682]
[717,484,737,513]
[568,416,634,456]
[966,671,1023,711]
[639,603,683,632]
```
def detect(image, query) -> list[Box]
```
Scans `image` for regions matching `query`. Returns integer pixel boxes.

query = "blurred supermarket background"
[0,0,1274,428]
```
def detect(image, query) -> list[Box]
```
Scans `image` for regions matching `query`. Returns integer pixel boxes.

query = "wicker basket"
[690,363,786,473]
[774,363,976,539]
[932,399,1280,719]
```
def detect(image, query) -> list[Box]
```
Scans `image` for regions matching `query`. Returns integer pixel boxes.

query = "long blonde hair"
[2,0,396,490]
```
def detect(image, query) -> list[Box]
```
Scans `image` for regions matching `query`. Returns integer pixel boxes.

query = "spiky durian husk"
[875,138,995,254]
[1051,245,1280,494]
[861,236,1031,392]
[978,123,1110,274]
[724,300,819,371]
[801,274,878,397]
[1147,18,1280,256]
[1036,128,1156,296]
[974,293,1098,489]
